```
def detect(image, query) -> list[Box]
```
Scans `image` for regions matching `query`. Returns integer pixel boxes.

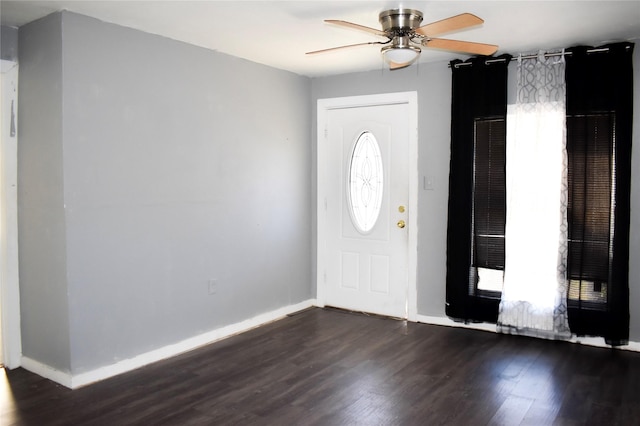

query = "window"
[470,113,618,305]
[566,113,615,310]
[348,131,384,233]
[472,118,506,293]
[446,43,633,344]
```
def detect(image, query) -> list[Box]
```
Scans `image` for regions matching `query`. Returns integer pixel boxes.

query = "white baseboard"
[20,356,73,388]
[21,299,316,389]
[23,304,637,390]
[416,314,640,352]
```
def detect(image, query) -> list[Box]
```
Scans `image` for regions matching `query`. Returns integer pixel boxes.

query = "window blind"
[472,118,506,271]
[566,113,614,305]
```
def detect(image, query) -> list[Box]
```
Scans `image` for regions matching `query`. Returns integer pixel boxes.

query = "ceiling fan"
[307,9,498,70]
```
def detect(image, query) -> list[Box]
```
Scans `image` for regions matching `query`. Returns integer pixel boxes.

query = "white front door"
[317,92,418,319]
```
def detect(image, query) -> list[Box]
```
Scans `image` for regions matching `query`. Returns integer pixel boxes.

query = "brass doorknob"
[397,220,406,229]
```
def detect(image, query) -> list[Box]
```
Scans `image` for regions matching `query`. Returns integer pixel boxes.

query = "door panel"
[321,101,410,318]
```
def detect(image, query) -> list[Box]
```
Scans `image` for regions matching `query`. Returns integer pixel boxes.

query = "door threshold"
[323,305,405,321]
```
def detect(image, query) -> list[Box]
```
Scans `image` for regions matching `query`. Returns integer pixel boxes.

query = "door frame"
[1,60,21,369]
[316,92,418,321]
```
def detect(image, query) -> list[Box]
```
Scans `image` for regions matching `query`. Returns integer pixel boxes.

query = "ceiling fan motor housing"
[379,9,424,34]
[308,9,498,69]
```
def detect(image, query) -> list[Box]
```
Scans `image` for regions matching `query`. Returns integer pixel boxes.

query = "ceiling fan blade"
[424,38,498,55]
[415,13,484,37]
[306,41,385,55]
[325,20,388,38]
[389,61,412,70]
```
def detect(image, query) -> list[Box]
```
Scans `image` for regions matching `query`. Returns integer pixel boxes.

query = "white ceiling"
[2,1,640,77]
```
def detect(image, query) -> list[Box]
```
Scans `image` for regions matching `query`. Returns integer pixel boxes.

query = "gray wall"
[19,11,312,374]
[1,25,18,62]
[312,39,640,341]
[18,13,71,373]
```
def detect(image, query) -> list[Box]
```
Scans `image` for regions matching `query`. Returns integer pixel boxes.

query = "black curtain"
[446,54,511,323]
[565,42,634,345]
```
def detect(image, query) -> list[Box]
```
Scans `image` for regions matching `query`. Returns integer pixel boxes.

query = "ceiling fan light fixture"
[310,9,498,69]
[381,45,421,64]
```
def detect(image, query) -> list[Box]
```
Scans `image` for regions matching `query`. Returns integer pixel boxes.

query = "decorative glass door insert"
[348,131,384,233]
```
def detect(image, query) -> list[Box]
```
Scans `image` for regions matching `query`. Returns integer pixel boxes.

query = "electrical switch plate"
[423,175,434,190]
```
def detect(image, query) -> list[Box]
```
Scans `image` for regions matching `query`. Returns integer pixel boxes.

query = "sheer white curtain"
[497,51,571,339]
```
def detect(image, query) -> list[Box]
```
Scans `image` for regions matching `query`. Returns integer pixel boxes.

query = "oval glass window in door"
[348,131,384,233]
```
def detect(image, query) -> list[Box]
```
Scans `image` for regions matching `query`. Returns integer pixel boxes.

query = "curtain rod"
[451,46,621,68]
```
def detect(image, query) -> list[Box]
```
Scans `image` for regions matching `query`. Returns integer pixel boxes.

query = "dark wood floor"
[3,307,640,425]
